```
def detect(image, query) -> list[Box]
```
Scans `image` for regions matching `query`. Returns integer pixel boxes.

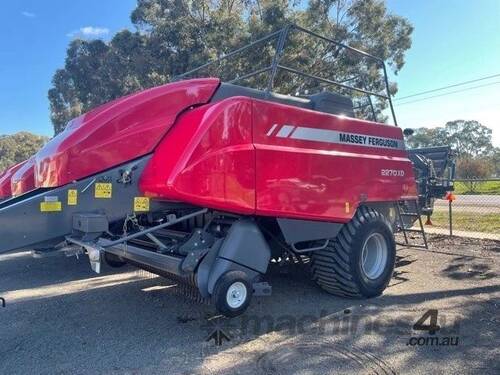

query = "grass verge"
[427,211,500,233]
[454,180,500,195]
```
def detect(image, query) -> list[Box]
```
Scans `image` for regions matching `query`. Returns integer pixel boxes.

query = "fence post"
[445,192,455,236]
[448,199,452,236]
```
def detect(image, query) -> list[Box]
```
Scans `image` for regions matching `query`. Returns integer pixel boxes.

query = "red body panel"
[139,98,255,214]
[140,96,417,222]
[11,157,36,196]
[252,101,417,222]
[34,78,220,188]
[0,161,26,199]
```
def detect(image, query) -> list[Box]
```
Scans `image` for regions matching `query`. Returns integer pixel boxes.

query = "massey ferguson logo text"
[269,124,404,150]
[339,133,399,149]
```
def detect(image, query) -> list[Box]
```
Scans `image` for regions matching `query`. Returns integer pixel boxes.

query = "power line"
[395,81,500,107]
[394,73,500,101]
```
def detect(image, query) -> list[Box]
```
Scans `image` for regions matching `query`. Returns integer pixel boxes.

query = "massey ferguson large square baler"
[0,25,454,317]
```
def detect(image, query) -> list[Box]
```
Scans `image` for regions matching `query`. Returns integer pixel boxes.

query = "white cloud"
[67,26,110,39]
[21,11,36,18]
[81,26,109,36]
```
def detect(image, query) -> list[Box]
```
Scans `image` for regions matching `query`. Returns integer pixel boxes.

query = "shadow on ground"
[0,235,498,374]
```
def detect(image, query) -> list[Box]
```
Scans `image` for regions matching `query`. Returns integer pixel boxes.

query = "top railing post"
[266,25,292,94]
[381,62,398,126]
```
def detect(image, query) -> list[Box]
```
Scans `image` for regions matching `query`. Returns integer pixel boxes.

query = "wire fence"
[423,179,500,240]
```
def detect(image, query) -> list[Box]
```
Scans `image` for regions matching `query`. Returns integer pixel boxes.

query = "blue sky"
[1,0,499,145]
[387,0,500,146]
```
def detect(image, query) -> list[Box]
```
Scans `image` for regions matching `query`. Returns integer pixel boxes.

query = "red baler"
[0,25,454,316]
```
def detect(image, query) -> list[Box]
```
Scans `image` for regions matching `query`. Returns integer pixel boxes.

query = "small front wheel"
[212,271,252,317]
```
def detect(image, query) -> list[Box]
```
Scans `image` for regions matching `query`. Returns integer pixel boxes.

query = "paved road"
[0,236,499,374]
[434,195,500,213]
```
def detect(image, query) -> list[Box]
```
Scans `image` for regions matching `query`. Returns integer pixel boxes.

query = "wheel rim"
[226,281,247,309]
[361,233,388,280]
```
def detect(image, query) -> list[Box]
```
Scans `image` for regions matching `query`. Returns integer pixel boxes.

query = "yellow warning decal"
[95,183,112,198]
[134,197,150,212]
[67,189,78,205]
[40,201,62,212]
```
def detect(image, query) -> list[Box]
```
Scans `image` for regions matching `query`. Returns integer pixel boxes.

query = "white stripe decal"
[276,125,296,138]
[273,125,404,150]
[291,127,337,143]
[266,124,278,136]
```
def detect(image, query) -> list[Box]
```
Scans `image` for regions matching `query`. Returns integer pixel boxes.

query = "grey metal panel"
[217,219,271,274]
[277,218,343,244]
[0,188,50,210]
[73,214,108,233]
[0,155,155,254]
[101,241,183,276]
[213,83,356,118]
[408,146,454,177]
[196,239,223,298]
[309,91,355,117]
[211,83,312,110]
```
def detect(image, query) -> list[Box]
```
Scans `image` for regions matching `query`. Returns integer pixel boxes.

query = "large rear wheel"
[311,206,395,298]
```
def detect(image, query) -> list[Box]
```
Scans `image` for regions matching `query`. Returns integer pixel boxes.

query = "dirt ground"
[0,234,499,375]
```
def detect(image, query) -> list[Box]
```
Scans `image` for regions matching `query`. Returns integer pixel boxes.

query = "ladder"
[395,200,428,249]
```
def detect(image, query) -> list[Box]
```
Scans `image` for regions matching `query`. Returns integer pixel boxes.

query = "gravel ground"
[0,234,499,375]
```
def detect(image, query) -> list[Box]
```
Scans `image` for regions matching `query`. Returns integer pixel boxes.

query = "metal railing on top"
[173,24,398,126]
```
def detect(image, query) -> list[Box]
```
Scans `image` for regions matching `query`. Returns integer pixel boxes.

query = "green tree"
[0,132,49,171]
[485,147,500,177]
[405,120,494,158]
[456,157,493,192]
[444,120,493,158]
[404,127,448,149]
[49,0,413,134]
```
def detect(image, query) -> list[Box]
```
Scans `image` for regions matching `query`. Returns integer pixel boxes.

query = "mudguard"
[196,219,271,297]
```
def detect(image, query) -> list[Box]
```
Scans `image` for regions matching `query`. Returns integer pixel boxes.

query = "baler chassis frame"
[65,208,273,300]
[65,208,208,272]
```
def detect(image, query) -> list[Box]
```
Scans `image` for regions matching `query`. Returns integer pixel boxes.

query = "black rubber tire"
[311,206,396,298]
[212,271,252,318]
[104,252,127,268]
